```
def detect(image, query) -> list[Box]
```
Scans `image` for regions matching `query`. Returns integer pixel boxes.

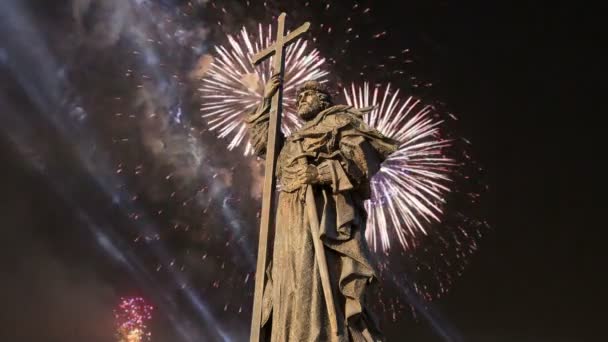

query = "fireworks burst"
[343,83,487,309]
[198,24,328,155]
[115,297,153,342]
[343,82,457,252]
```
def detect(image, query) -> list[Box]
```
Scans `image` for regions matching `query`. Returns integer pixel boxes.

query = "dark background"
[377,1,602,340]
[0,0,602,341]
[375,1,600,341]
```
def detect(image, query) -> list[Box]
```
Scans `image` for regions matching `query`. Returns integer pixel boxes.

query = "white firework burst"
[343,82,457,252]
[199,24,328,155]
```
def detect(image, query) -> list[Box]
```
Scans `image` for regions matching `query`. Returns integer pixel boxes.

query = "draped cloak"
[246,101,398,342]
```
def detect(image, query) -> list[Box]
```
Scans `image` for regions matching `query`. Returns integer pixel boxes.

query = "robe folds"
[247,102,398,342]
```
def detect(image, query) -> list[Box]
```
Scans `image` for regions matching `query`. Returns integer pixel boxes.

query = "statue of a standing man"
[247,75,398,341]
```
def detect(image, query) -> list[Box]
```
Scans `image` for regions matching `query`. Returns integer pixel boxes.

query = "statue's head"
[295,80,332,121]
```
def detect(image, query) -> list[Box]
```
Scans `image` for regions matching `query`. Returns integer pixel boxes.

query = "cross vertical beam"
[249,13,310,342]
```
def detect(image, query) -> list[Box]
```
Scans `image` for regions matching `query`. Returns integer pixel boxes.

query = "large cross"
[249,13,310,342]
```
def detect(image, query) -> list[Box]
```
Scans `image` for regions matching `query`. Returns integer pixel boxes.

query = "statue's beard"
[297,99,326,121]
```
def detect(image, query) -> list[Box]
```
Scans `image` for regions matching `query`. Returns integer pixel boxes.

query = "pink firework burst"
[115,297,154,342]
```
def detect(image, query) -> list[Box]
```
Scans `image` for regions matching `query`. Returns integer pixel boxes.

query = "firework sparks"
[343,82,487,309]
[198,24,328,155]
[115,297,153,342]
[343,82,457,252]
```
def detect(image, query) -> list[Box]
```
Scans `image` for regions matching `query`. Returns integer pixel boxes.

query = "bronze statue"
[246,13,397,342]
[246,75,398,341]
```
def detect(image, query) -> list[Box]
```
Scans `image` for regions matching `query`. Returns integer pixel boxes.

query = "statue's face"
[296,90,325,121]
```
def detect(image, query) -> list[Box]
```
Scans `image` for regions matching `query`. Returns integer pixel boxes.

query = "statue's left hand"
[296,164,319,185]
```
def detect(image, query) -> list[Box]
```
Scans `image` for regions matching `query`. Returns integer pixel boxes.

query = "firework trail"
[115,297,154,342]
[343,82,457,253]
[198,24,328,155]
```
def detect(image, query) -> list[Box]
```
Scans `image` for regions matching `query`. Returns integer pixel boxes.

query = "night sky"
[0,1,601,341]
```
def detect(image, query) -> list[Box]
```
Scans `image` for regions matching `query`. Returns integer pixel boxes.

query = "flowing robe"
[247,100,398,342]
